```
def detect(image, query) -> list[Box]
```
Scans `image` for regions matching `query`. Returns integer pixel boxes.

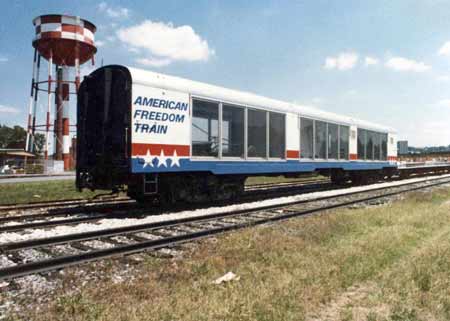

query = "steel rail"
[0,176,442,252]
[0,197,131,213]
[0,176,449,281]
[0,180,334,233]
[0,179,325,213]
[0,213,111,233]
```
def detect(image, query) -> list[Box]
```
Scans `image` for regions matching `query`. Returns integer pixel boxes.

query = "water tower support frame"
[44,50,53,160]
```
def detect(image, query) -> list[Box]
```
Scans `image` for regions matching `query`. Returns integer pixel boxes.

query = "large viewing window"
[192,99,219,157]
[339,125,349,160]
[301,118,350,160]
[247,109,267,158]
[381,134,388,160]
[357,128,388,161]
[300,118,314,159]
[357,128,366,160]
[189,97,390,163]
[269,112,285,158]
[315,121,327,159]
[367,131,374,160]
[374,133,381,160]
[327,123,338,159]
[222,105,244,158]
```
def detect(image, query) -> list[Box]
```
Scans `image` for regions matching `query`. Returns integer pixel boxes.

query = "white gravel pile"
[1,174,449,245]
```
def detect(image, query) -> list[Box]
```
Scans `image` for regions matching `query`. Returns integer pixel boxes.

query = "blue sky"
[1,0,450,146]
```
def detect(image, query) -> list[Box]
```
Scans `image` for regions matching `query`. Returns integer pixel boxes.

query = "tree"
[33,133,45,154]
[0,124,45,154]
[0,125,25,148]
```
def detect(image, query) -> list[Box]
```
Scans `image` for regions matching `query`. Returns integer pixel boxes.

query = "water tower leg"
[54,67,63,161]
[75,57,80,91]
[26,48,37,153]
[62,66,70,170]
[45,51,53,160]
[31,55,41,152]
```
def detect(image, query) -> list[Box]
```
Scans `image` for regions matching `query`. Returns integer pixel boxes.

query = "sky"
[1,0,450,147]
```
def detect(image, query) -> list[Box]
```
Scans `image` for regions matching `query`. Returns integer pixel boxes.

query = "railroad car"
[76,65,398,202]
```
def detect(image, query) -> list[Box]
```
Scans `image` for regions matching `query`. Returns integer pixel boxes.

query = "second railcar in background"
[76,65,398,203]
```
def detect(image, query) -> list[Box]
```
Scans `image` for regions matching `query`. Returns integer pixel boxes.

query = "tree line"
[0,125,45,154]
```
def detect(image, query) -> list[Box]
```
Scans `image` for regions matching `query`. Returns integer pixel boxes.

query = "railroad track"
[0,175,449,281]
[0,178,327,214]
[0,179,333,234]
[0,196,132,213]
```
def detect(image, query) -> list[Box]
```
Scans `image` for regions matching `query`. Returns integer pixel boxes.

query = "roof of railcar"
[126,66,396,133]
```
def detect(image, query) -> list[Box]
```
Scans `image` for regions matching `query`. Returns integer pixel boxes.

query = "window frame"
[299,117,315,160]
[300,116,351,162]
[339,124,350,160]
[268,111,286,160]
[190,96,288,162]
[356,127,389,161]
[247,107,268,159]
[190,95,392,164]
[190,97,220,159]
[221,103,246,159]
[327,122,339,160]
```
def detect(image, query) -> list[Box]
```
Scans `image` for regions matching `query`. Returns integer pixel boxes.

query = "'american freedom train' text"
[133,96,188,135]
[133,96,189,111]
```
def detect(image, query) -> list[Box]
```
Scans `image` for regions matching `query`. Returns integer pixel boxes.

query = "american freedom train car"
[76,65,398,202]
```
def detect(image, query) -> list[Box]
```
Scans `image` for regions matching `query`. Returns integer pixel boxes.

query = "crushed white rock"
[0,255,16,267]
[1,174,449,245]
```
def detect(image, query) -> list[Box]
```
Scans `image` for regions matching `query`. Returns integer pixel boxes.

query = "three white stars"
[140,149,182,168]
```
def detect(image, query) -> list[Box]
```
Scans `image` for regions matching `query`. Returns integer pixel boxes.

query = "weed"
[412,266,431,292]
[366,311,380,321]
[10,187,450,321]
[389,307,420,321]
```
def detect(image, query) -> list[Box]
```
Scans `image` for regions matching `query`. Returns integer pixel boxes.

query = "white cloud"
[0,56,8,63]
[364,56,379,66]
[98,2,129,19]
[437,75,450,82]
[311,97,325,104]
[95,40,105,47]
[385,57,431,72]
[324,52,359,71]
[128,47,140,54]
[136,57,172,67]
[418,120,450,146]
[437,99,450,107]
[438,41,450,56]
[0,104,19,114]
[117,20,214,67]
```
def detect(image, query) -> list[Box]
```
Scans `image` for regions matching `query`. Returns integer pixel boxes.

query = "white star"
[157,150,169,168]
[171,150,181,167]
[141,149,154,168]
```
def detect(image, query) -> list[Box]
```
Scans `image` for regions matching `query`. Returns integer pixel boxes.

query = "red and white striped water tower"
[25,14,97,171]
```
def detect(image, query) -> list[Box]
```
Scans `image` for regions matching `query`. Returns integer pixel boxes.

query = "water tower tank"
[32,14,97,66]
[26,14,97,171]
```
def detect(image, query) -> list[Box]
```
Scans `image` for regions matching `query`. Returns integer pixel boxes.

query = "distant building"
[0,149,35,173]
[398,140,409,155]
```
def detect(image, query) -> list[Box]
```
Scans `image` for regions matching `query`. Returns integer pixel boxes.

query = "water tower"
[25,14,96,171]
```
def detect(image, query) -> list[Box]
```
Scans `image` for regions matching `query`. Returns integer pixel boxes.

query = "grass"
[7,187,450,320]
[0,179,111,205]
[0,175,318,205]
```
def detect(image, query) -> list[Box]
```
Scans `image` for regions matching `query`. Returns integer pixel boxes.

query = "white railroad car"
[76,65,398,202]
